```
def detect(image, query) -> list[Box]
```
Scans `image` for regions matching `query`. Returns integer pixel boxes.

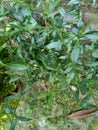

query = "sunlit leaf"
[17,47,23,59]
[48,0,61,14]
[23,23,37,31]
[9,76,20,83]
[58,7,66,17]
[86,62,98,67]
[46,41,62,50]
[7,64,28,71]
[64,67,72,74]
[68,0,80,5]
[20,7,30,17]
[13,13,23,21]
[0,60,6,66]
[93,111,98,116]
[71,46,80,62]
[84,31,98,35]
[77,18,84,28]
[59,55,67,60]
[93,0,98,4]
[92,49,98,58]
[85,34,98,42]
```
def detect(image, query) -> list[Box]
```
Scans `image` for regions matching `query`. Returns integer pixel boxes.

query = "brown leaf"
[68,108,98,119]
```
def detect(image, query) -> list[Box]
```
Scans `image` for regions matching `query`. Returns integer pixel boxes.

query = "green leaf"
[80,85,88,95]
[0,60,3,65]
[93,111,98,116]
[64,67,72,74]
[23,23,37,31]
[0,32,5,36]
[6,95,20,101]
[9,76,20,83]
[20,7,30,17]
[5,102,12,114]
[21,85,31,95]
[84,31,98,35]
[79,79,88,95]
[77,18,84,28]
[16,116,32,122]
[17,47,23,59]
[10,120,17,130]
[67,72,75,84]
[58,7,66,17]
[46,41,62,51]
[0,60,6,66]
[85,34,98,42]
[48,0,61,14]
[84,31,98,42]
[74,90,79,100]
[71,46,80,62]
[94,80,98,89]
[80,95,90,108]
[86,62,98,67]
[92,49,98,58]
[93,0,98,4]
[68,0,80,5]
[59,55,67,60]
[7,64,28,71]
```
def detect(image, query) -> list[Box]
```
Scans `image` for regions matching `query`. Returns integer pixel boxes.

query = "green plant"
[0,0,98,130]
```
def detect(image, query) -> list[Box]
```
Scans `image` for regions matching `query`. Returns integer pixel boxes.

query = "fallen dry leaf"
[68,108,98,119]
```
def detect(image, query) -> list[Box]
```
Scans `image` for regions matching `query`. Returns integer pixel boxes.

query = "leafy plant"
[0,0,98,130]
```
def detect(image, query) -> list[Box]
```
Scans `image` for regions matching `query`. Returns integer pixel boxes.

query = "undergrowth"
[0,0,98,130]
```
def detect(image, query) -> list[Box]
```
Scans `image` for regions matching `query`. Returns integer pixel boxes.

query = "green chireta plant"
[0,0,98,130]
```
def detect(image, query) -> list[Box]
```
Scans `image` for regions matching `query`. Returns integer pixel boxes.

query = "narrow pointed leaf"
[16,116,32,122]
[48,0,61,14]
[10,120,17,130]
[7,64,28,71]
[71,47,80,62]
[68,108,98,119]
[46,41,62,50]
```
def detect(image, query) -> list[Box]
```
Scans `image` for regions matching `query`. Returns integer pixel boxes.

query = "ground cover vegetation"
[0,0,98,130]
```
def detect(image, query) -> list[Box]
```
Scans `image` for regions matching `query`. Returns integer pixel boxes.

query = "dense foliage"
[0,0,98,130]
